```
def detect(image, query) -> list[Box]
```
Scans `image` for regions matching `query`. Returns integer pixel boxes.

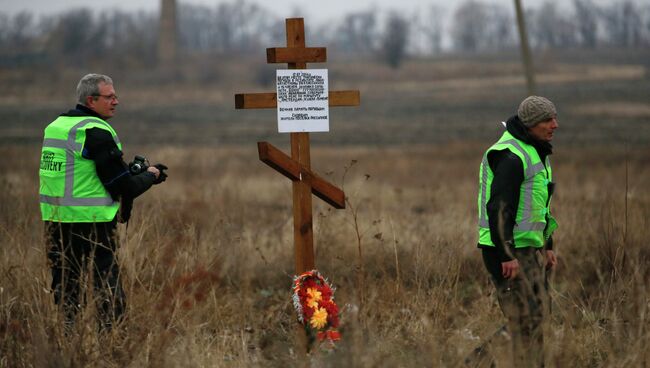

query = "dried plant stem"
[342,159,366,313]
[346,197,366,311]
[621,141,629,271]
[389,217,400,294]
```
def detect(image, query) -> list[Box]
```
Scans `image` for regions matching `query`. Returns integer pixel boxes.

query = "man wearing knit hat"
[472,95,559,367]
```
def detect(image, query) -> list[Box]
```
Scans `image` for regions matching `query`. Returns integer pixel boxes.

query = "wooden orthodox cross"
[235,18,360,275]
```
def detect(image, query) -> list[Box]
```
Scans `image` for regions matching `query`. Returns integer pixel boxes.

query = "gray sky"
[1,0,608,19]
[4,0,435,19]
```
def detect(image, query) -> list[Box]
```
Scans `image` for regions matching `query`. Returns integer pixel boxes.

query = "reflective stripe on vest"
[478,138,547,232]
[478,131,554,247]
[40,118,121,220]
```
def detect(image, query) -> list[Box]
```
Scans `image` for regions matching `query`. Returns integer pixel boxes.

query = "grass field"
[1,49,649,146]
[1,142,649,366]
[1,49,649,366]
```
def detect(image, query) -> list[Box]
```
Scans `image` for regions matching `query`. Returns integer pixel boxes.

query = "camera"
[129,155,149,175]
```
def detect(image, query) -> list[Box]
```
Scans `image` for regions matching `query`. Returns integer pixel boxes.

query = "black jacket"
[60,104,156,222]
[479,115,554,261]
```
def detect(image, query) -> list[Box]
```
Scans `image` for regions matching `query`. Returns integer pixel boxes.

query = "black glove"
[153,163,168,184]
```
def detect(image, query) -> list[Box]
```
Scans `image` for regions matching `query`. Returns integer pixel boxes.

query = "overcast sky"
[9,0,441,19]
[1,0,623,20]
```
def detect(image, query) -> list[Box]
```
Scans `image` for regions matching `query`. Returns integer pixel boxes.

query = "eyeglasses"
[93,94,118,101]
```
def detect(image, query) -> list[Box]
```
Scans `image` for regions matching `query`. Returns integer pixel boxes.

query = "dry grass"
[570,102,650,119]
[2,50,649,149]
[1,141,649,367]
[1,47,648,366]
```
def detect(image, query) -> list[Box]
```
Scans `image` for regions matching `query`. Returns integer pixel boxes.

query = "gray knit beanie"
[517,96,557,127]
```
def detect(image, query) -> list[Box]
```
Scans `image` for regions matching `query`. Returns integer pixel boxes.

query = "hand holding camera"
[128,155,149,175]
[128,155,168,184]
[152,163,168,184]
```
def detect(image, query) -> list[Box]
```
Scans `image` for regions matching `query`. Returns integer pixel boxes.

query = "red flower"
[292,270,341,342]
[303,279,317,289]
[327,330,341,341]
[303,305,315,319]
[320,287,332,300]
[317,329,341,342]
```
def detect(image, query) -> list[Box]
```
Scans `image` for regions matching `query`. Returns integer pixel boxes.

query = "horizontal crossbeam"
[235,90,360,109]
[258,142,345,209]
[267,47,327,64]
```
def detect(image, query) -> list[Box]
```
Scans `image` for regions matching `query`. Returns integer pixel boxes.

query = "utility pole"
[158,0,177,70]
[514,0,536,95]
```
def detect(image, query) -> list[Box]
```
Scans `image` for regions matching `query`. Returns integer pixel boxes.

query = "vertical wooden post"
[158,0,177,69]
[286,18,315,275]
[514,0,536,96]
[286,19,313,355]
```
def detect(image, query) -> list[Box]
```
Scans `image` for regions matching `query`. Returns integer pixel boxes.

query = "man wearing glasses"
[39,73,167,330]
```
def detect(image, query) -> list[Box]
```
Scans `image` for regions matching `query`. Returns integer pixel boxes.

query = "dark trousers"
[482,247,548,367]
[45,219,125,329]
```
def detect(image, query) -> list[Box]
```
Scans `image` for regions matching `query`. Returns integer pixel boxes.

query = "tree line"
[1,0,649,69]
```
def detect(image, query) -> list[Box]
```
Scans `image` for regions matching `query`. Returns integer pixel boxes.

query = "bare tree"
[645,5,650,47]
[39,9,157,67]
[530,1,576,49]
[601,1,643,47]
[44,10,102,64]
[488,4,515,50]
[178,0,276,54]
[5,12,35,47]
[451,1,514,52]
[573,0,599,48]
[452,1,488,52]
[381,11,410,69]
[103,10,157,65]
[333,9,378,56]
[0,11,44,62]
[423,5,445,54]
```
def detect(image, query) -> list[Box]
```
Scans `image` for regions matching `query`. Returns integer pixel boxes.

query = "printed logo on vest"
[40,150,63,172]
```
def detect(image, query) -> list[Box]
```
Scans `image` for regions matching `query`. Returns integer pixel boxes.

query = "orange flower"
[306,287,322,309]
[310,307,328,329]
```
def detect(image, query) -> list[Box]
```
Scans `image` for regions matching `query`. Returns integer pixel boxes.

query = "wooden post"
[514,0,537,96]
[158,0,177,69]
[286,19,315,274]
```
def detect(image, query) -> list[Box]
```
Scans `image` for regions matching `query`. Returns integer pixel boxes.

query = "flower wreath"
[292,270,341,343]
